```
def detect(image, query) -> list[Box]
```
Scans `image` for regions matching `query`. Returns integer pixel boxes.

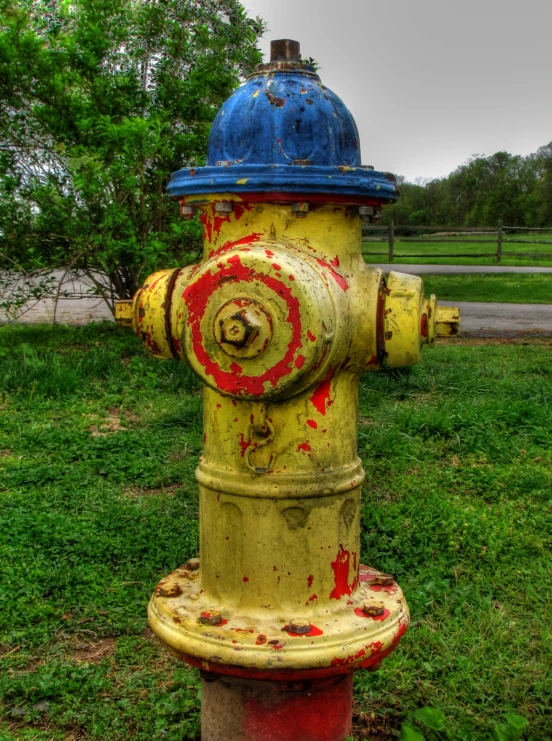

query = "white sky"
[242,0,552,182]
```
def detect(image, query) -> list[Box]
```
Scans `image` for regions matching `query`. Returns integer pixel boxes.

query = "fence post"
[496,220,503,262]
[389,220,395,262]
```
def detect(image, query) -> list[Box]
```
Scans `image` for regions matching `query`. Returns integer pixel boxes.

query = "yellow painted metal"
[122,198,459,677]
[114,299,133,327]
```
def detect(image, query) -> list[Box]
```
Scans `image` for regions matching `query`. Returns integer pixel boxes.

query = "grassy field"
[420,273,552,304]
[0,325,551,741]
[363,234,552,267]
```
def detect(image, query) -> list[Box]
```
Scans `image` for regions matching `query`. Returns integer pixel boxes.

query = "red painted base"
[201,672,353,741]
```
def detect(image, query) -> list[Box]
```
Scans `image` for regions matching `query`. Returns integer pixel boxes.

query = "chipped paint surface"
[136,202,423,684]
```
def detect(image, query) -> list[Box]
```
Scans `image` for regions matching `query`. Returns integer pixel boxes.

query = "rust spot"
[384,331,393,340]
[155,583,183,598]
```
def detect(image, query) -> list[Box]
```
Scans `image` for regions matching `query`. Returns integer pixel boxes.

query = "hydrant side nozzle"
[114,299,134,328]
[435,305,461,338]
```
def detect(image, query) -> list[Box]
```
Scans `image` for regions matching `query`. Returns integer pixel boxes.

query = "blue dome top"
[206,68,361,168]
[167,50,398,204]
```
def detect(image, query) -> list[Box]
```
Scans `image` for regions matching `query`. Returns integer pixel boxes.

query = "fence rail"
[362,221,552,262]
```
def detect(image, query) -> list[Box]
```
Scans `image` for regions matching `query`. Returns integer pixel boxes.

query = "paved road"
[372,264,552,274]
[442,301,552,337]
[2,271,552,338]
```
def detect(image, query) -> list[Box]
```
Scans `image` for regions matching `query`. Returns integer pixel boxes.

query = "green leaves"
[400,724,427,741]
[414,707,446,731]
[493,714,528,741]
[0,0,265,311]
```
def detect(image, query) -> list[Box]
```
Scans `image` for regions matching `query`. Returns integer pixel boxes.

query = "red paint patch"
[369,583,399,595]
[238,434,252,457]
[421,312,428,338]
[307,330,317,342]
[288,274,295,281]
[272,263,282,271]
[307,419,318,429]
[242,673,352,741]
[330,256,340,267]
[354,607,391,622]
[230,362,243,374]
[330,545,358,600]
[295,354,306,369]
[297,442,312,453]
[256,634,267,644]
[310,365,338,415]
[316,258,349,292]
[172,337,181,353]
[307,574,314,588]
[184,252,303,396]
[285,623,324,637]
[330,647,366,667]
[243,576,249,583]
[209,232,263,259]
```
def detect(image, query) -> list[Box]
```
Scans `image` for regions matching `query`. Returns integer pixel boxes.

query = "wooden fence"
[362,221,552,262]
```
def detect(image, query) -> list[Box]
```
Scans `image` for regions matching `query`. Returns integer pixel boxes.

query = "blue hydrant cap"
[167,40,398,204]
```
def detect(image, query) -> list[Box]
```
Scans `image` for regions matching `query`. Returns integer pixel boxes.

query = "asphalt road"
[441,301,552,337]
[2,270,552,337]
[372,264,552,274]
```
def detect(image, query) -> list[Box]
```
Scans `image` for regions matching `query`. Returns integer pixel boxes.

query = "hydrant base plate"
[148,564,409,678]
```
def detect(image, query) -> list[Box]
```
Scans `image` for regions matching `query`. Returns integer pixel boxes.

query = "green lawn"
[421,273,552,304]
[0,325,550,741]
[363,234,552,267]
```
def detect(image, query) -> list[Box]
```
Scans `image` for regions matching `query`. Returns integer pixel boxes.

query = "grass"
[363,234,552,267]
[0,324,551,741]
[420,273,552,304]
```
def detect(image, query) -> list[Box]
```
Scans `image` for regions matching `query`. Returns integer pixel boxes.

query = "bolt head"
[363,602,385,617]
[180,204,197,220]
[374,574,394,586]
[200,610,222,626]
[220,310,260,349]
[292,201,310,218]
[215,201,233,213]
[185,558,200,571]
[288,618,311,634]
[359,206,374,217]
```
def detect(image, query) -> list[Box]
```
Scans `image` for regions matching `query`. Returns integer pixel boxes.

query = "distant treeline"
[383,143,552,227]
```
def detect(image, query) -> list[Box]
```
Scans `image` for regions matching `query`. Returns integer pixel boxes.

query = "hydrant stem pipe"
[201,672,353,741]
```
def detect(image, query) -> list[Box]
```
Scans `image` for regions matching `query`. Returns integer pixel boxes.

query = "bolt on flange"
[363,602,385,617]
[288,618,311,634]
[200,610,223,626]
[374,574,394,586]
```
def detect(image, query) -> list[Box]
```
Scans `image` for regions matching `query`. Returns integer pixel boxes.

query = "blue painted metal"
[167,64,399,203]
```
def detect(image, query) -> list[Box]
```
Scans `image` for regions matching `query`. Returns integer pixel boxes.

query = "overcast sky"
[242,0,552,182]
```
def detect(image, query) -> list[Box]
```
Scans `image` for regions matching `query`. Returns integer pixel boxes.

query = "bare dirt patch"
[86,406,139,436]
[123,483,183,498]
[71,637,116,663]
[352,700,403,740]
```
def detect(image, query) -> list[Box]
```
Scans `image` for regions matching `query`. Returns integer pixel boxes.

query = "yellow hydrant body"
[117,39,459,741]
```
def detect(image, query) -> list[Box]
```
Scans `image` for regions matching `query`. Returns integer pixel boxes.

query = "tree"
[0,0,264,315]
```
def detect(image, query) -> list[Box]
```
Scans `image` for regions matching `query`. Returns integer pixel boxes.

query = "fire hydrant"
[116,39,459,741]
